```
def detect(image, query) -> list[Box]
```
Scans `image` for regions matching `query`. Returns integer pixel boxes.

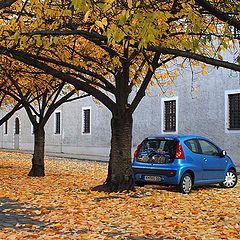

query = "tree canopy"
[0,0,239,191]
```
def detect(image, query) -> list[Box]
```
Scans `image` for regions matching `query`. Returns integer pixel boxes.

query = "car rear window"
[138,139,177,160]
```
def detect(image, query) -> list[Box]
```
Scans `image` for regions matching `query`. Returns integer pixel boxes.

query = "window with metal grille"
[226,13,240,40]
[83,108,91,134]
[229,93,240,129]
[230,26,240,39]
[4,121,8,135]
[55,112,61,134]
[164,100,176,132]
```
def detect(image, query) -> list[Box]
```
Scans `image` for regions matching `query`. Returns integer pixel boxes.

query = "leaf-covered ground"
[0,152,239,240]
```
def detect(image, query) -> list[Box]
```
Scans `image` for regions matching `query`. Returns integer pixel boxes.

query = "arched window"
[15,117,20,134]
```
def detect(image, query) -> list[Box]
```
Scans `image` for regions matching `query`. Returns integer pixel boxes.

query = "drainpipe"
[60,105,63,153]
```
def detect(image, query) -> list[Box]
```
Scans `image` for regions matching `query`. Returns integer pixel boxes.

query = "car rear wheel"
[220,170,238,188]
[178,173,193,194]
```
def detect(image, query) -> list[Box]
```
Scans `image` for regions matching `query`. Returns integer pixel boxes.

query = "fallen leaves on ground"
[0,151,240,240]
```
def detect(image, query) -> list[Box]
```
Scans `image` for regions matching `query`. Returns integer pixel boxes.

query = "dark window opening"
[4,121,8,134]
[164,100,176,132]
[55,112,61,134]
[229,93,240,129]
[83,109,90,134]
[15,118,20,135]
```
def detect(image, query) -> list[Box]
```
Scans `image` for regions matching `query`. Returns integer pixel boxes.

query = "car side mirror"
[220,150,227,157]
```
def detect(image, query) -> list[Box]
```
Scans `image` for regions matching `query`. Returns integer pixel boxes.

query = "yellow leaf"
[201,68,208,75]
[127,0,132,8]
[102,17,108,26]
[95,20,104,30]
[84,10,91,22]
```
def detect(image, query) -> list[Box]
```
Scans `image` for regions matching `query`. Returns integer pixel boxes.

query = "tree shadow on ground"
[0,197,48,230]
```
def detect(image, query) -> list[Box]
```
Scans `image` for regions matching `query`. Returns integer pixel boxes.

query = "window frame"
[82,106,91,135]
[54,110,61,135]
[161,96,178,134]
[225,89,240,133]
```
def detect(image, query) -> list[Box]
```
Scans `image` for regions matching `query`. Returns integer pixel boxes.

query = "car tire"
[135,182,145,187]
[178,173,193,194]
[220,170,238,188]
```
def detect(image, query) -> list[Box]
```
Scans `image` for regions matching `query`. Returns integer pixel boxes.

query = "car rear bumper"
[133,166,180,185]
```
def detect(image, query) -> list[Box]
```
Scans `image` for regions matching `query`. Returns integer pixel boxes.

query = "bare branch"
[148,46,240,72]
[195,0,240,30]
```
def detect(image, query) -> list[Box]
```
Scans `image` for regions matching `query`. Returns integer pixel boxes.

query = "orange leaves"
[0,151,240,239]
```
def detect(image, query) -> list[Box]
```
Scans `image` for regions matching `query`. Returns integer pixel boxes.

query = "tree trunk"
[28,126,45,177]
[104,111,135,192]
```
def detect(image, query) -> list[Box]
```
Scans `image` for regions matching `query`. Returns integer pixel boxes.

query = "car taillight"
[134,144,142,158]
[175,141,185,159]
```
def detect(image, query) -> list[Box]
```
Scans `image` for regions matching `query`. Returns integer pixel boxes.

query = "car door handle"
[203,158,207,162]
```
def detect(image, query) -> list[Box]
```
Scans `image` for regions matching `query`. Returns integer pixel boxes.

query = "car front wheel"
[220,170,238,188]
[178,173,193,194]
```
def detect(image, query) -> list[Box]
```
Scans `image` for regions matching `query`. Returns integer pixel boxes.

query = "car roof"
[145,135,209,141]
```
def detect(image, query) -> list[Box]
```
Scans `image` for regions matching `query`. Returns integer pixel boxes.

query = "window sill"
[82,131,91,135]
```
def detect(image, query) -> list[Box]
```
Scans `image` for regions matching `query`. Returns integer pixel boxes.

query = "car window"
[198,139,220,156]
[139,139,177,159]
[185,139,200,153]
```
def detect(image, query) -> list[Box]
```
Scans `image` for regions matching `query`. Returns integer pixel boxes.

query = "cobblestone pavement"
[0,197,47,230]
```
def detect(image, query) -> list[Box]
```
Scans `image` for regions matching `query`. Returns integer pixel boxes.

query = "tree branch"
[0,47,116,113]
[195,0,240,30]
[22,50,116,94]
[148,46,240,71]
[0,0,17,9]
[0,102,22,126]
[130,52,161,113]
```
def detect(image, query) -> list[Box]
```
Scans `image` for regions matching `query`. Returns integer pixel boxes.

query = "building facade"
[0,65,240,167]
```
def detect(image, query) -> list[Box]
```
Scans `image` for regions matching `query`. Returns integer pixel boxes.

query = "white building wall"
[0,65,240,166]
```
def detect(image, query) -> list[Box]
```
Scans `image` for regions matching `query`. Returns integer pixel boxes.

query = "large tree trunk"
[28,126,45,177]
[104,111,135,192]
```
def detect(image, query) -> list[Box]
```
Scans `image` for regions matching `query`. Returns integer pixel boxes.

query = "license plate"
[144,175,161,181]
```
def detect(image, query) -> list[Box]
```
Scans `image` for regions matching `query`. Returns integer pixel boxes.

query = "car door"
[198,139,227,181]
[184,139,204,183]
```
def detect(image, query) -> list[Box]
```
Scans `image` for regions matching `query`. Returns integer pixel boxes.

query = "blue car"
[132,135,238,193]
